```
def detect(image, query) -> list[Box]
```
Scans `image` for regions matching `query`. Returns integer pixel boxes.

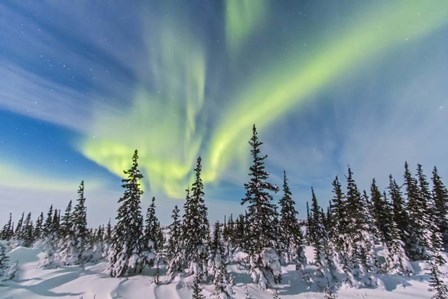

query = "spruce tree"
[13,213,24,243]
[107,150,146,277]
[428,258,448,299]
[343,168,376,285]
[0,243,9,283]
[1,213,14,241]
[328,177,348,253]
[144,196,162,257]
[241,125,280,289]
[40,205,58,268]
[60,200,72,237]
[278,171,305,266]
[388,175,410,254]
[404,162,431,260]
[21,212,34,247]
[370,179,393,246]
[432,167,448,251]
[181,157,210,279]
[71,181,89,265]
[167,205,183,278]
[210,222,234,299]
[309,188,325,266]
[192,274,205,299]
[34,212,44,242]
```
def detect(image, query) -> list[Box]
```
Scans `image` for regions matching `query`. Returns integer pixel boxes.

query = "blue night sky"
[1,1,448,226]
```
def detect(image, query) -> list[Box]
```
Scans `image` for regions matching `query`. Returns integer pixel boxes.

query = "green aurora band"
[78,1,448,199]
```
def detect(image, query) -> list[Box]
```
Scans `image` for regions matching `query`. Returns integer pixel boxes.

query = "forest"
[1,125,447,299]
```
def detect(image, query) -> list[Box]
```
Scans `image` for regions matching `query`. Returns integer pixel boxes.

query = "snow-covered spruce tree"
[0,213,14,241]
[60,200,72,238]
[432,167,448,251]
[343,168,377,287]
[370,179,393,248]
[181,157,210,280]
[71,181,89,264]
[404,162,432,260]
[143,196,162,266]
[34,212,44,244]
[107,150,146,277]
[58,200,74,265]
[309,188,325,265]
[328,177,348,254]
[388,175,411,256]
[428,230,448,299]
[166,205,183,278]
[102,220,113,259]
[232,213,250,254]
[40,205,59,268]
[13,213,24,242]
[308,188,337,290]
[20,212,34,248]
[59,181,90,266]
[192,274,206,299]
[0,243,9,283]
[428,260,448,299]
[278,171,305,267]
[241,124,280,289]
[210,222,234,299]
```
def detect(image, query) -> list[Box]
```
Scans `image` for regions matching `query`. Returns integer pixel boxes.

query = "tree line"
[1,124,447,299]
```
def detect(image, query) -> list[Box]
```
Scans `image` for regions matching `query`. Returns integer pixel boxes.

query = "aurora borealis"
[1,1,448,225]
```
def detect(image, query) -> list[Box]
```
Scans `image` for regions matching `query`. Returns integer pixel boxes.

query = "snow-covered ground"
[0,246,441,299]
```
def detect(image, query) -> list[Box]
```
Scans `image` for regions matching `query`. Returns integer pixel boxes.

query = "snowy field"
[0,246,441,299]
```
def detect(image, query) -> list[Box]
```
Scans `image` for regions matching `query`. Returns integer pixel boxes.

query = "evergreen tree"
[309,188,325,266]
[241,125,280,289]
[182,157,210,279]
[71,181,89,265]
[428,258,448,299]
[343,168,377,286]
[328,177,348,253]
[192,274,205,299]
[60,200,72,238]
[432,167,448,251]
[144,196,162,259]
[404,162,431,260]
[278,171,305,266]
[1,213,14,240]
[370,179,393,246]
[167,205,183,278]
[34,212,44,242]
[210,222,234,299]
[386,215,413,275]
[308,188,337,290]
[107,150,146,277]
[21,212,34,247]
[40,205,59,268]
[306,202,312,246]
[52,208,60,239]
[388,175,410,254]
[13,212,24,242]
[0,243,9,283]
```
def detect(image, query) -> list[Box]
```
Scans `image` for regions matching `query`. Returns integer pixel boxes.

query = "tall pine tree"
[278,171,305,266]
[107,150,146,277]
[181,157,210,279]
[241,125,280,289]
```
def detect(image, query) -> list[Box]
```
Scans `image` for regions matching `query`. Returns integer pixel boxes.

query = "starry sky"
[1,0,448,226]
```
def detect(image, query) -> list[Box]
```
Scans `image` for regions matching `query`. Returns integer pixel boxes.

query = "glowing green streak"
[0,160,104,191]
[206,1,448,181]
[79,19,205,198]
[226,0,268,54]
